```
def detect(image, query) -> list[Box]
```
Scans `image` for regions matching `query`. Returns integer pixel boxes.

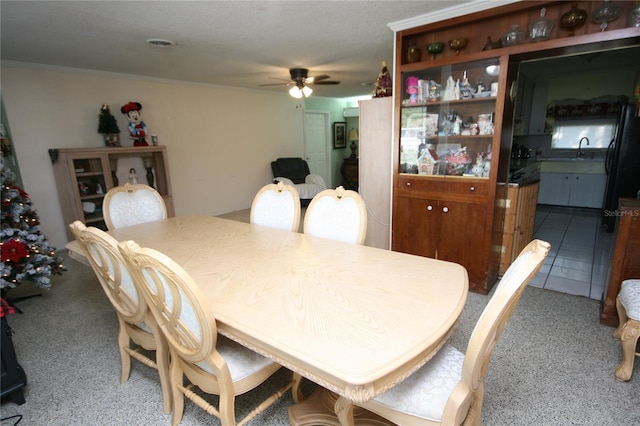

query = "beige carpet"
[1,214,638,425]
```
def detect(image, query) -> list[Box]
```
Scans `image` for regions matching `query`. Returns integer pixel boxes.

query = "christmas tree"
[1,157,65,291]
[98,104,121,147]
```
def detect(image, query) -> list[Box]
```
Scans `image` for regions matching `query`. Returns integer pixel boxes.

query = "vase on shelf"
[143,156,154,188]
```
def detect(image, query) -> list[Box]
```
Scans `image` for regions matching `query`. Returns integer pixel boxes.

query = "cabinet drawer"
[442,180,489,196]
[396,175,444,194]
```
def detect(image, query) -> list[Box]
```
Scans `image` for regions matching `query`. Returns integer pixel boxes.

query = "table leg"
[288,387,392,426]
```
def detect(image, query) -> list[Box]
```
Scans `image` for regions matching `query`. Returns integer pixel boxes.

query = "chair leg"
[615,318,640,382]
[613,297,628,341]
[171,363,185,426]
[156,338,172,414]
[117,323,131,383]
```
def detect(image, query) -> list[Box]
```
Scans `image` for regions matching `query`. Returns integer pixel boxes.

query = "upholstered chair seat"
[373,344,464,422]
[613,279,640,382]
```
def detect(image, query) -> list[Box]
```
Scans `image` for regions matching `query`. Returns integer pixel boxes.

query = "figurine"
[442,76,456,101]
[471,153,485,176]
[121,101,149,146]
[406,76,419,104]
[95,183,104,195]
[373,61,392,98]
[129,168,138,185]
[452,115,462,135]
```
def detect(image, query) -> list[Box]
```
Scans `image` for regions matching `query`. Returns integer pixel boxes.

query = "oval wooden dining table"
[67,214,468,425]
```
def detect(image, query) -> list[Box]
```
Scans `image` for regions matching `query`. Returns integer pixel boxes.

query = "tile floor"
[530,205,613,301]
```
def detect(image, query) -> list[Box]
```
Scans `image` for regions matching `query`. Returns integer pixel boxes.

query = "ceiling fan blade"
[258,82,294,87]
[307,74,331,83]
[313,80,341,85]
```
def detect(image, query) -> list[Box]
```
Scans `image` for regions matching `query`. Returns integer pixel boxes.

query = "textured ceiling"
[1,0,469,98]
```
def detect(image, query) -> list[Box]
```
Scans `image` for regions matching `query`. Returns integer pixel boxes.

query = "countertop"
[510,157,605,183]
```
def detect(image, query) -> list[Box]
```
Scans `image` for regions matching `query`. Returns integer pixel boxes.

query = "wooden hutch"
[391,1,640,293]
[51,145,173,241]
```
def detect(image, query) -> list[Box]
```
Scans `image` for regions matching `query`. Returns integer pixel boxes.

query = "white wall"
[1,64,305,248]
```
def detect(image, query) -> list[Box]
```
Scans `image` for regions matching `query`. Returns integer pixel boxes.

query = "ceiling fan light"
[302,86,313,97]
[289,86,303,98]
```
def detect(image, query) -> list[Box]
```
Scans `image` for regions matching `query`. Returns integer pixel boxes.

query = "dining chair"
[303,186,367,245]
[250,181,301,232]
[103,183,167,230]
[336,239,550,426]
[118,240,293,426]
[613,279,640,382]
[69,221,172,414]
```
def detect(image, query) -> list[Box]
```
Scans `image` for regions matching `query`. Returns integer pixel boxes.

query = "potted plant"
[97,104,121,147]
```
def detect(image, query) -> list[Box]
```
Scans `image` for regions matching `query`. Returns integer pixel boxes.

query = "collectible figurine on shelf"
[442,76,456,101]
[121,101,149,146]
[406,76,419,104]
[129,168,138,185]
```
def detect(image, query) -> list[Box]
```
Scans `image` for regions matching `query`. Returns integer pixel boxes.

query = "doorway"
[303,111,330,186]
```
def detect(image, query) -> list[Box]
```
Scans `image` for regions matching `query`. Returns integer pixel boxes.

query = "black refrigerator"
[603,104,640,232]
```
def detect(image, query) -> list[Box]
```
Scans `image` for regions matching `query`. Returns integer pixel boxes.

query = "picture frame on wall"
[333,122,346,149]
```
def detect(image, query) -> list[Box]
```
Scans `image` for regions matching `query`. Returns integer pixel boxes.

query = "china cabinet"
[393,55,510,293]
[51,146,173,241]
[392,0,640,293]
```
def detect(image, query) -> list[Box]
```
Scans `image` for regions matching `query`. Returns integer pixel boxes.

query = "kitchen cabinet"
[514,75,548,135]
[538,172,606,208]
[51,146,173,241]
[501,182,540,274]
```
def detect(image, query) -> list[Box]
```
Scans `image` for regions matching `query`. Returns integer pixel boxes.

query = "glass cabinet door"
[399,57,500,179]
[71,156,110,229]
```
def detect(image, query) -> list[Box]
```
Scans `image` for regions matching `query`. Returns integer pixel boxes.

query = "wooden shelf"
[51,145,173,241]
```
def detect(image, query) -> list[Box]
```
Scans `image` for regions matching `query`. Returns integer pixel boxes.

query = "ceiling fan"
[259,68,340,98]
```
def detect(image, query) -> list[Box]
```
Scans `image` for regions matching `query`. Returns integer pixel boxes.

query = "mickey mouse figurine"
[121,101,149,146]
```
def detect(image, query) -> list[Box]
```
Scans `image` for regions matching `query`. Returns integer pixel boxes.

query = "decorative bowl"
[448,38,467,54]
[560,3,587,36]
[427,42,445,59]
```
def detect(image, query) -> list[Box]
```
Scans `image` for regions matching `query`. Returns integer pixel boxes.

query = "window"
[551,119,616,149]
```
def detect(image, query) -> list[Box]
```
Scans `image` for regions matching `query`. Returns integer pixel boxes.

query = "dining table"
[67,214,468,425]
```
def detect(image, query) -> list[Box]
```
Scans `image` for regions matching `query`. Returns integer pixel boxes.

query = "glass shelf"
[399,57,499,178]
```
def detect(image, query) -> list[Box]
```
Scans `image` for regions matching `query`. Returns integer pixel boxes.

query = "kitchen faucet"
[577,137,589,158]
